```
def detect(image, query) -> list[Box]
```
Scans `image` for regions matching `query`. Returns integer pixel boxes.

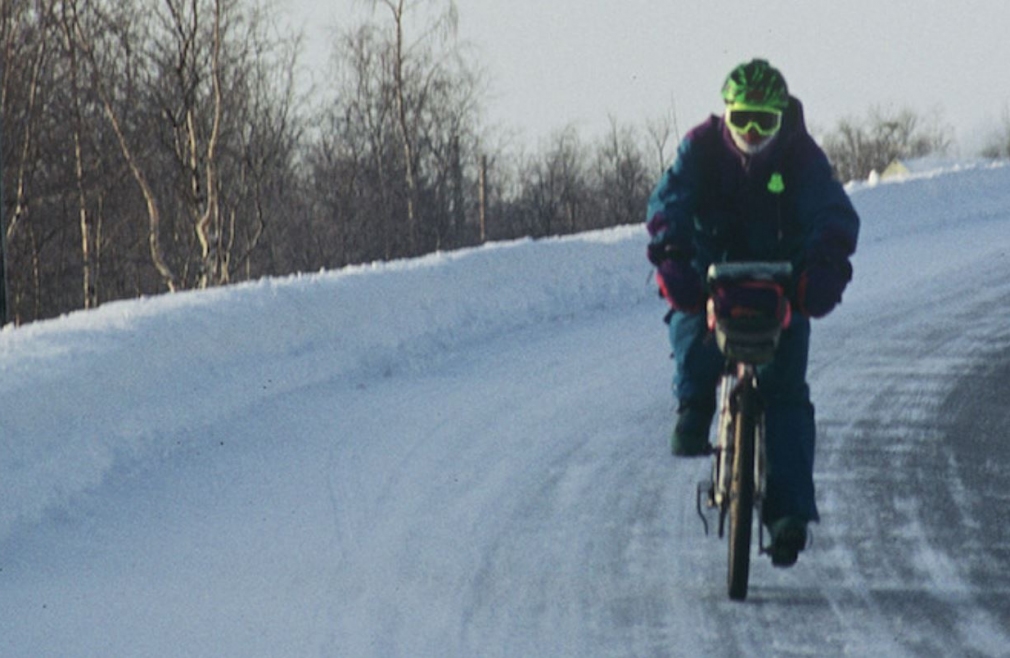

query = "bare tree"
[2,0,140,318]
[0,0,307,322]
[1,0,683,325]
[645,102,680,175]
[311,1,483,263]
[68,0,179,292]
[412,42,483,250]
[2,1,50,242]
[366,0,458,255]
[980,104,1010,159]
[90,0,301,291]
[315,23,398,263]
[822,105,952,182]
[514,126,588,237]
[594,117,650,227]
[2,1,54,319]
[57,0,99,307]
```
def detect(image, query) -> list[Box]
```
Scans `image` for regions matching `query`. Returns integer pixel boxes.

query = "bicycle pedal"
[695,481,714,535]
[697,479,715,502]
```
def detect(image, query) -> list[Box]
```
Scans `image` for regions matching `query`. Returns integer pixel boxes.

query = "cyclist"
[646,59,859,566]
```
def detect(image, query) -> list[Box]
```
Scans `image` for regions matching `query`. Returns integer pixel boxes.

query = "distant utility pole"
[478,155,487,243]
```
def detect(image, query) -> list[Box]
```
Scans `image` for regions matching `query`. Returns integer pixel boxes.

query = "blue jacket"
[646,98,859,277]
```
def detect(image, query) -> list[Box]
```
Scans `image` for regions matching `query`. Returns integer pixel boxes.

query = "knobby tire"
[727,378,756,601]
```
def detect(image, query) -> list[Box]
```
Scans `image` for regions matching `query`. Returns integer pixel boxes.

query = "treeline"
[1,0,669,324]
[820,106,953,183]
[0,1,986,325]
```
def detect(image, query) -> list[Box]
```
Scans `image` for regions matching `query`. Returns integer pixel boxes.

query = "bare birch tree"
[68,0,178,292]
[367,0,458,255]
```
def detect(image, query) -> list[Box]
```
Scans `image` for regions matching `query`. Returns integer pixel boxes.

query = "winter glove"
[647,216,704,313]
[796,258,853,318]
[656,258,704,314]
[646,223,676,266]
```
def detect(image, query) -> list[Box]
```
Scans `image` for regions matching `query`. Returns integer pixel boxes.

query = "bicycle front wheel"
[727,376,756,601]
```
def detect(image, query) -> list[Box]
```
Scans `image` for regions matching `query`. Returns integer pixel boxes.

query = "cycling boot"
[671,402,715,457]
[768,517,807,567]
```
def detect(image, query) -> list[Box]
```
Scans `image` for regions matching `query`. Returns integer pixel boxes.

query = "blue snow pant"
[669,311,820,524]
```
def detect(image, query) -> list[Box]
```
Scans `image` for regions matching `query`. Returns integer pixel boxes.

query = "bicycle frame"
[696,362,767,546]
[693,260,791,601]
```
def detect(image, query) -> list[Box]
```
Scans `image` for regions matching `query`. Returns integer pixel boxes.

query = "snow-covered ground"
[2,160,1010,657]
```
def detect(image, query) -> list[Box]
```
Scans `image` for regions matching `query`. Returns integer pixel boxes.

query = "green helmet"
[721,59,789,111]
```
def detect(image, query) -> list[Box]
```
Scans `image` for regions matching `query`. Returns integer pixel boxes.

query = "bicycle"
[695,261,793,601]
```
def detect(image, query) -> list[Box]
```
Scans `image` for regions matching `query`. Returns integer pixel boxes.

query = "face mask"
[729,129,777,155]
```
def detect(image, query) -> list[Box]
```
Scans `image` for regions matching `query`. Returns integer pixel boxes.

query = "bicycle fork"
[696,366,769,551]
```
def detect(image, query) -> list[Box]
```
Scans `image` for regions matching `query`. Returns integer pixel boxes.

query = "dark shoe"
[671,402,714,457]
[767,517,807,568]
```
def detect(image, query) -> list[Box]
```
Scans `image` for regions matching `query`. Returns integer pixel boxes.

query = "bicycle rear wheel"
[727,377,756,601]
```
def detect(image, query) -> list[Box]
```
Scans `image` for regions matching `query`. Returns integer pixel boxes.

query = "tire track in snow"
[809,269,1010,657]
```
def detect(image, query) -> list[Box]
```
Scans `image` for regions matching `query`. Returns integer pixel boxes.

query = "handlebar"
[706,261,793,291]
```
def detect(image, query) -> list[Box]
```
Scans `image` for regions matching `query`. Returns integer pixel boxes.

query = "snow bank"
[0,226,652,542]
[845,160,1010,291]
[3,157,1009,546]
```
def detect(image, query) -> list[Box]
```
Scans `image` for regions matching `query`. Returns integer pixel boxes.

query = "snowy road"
[2,162,1010,657]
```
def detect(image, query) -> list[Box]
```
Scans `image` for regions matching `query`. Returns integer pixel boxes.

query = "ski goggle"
[726,107,782,136]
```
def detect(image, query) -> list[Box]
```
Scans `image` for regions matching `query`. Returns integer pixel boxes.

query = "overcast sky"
[288,0,1010,155]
